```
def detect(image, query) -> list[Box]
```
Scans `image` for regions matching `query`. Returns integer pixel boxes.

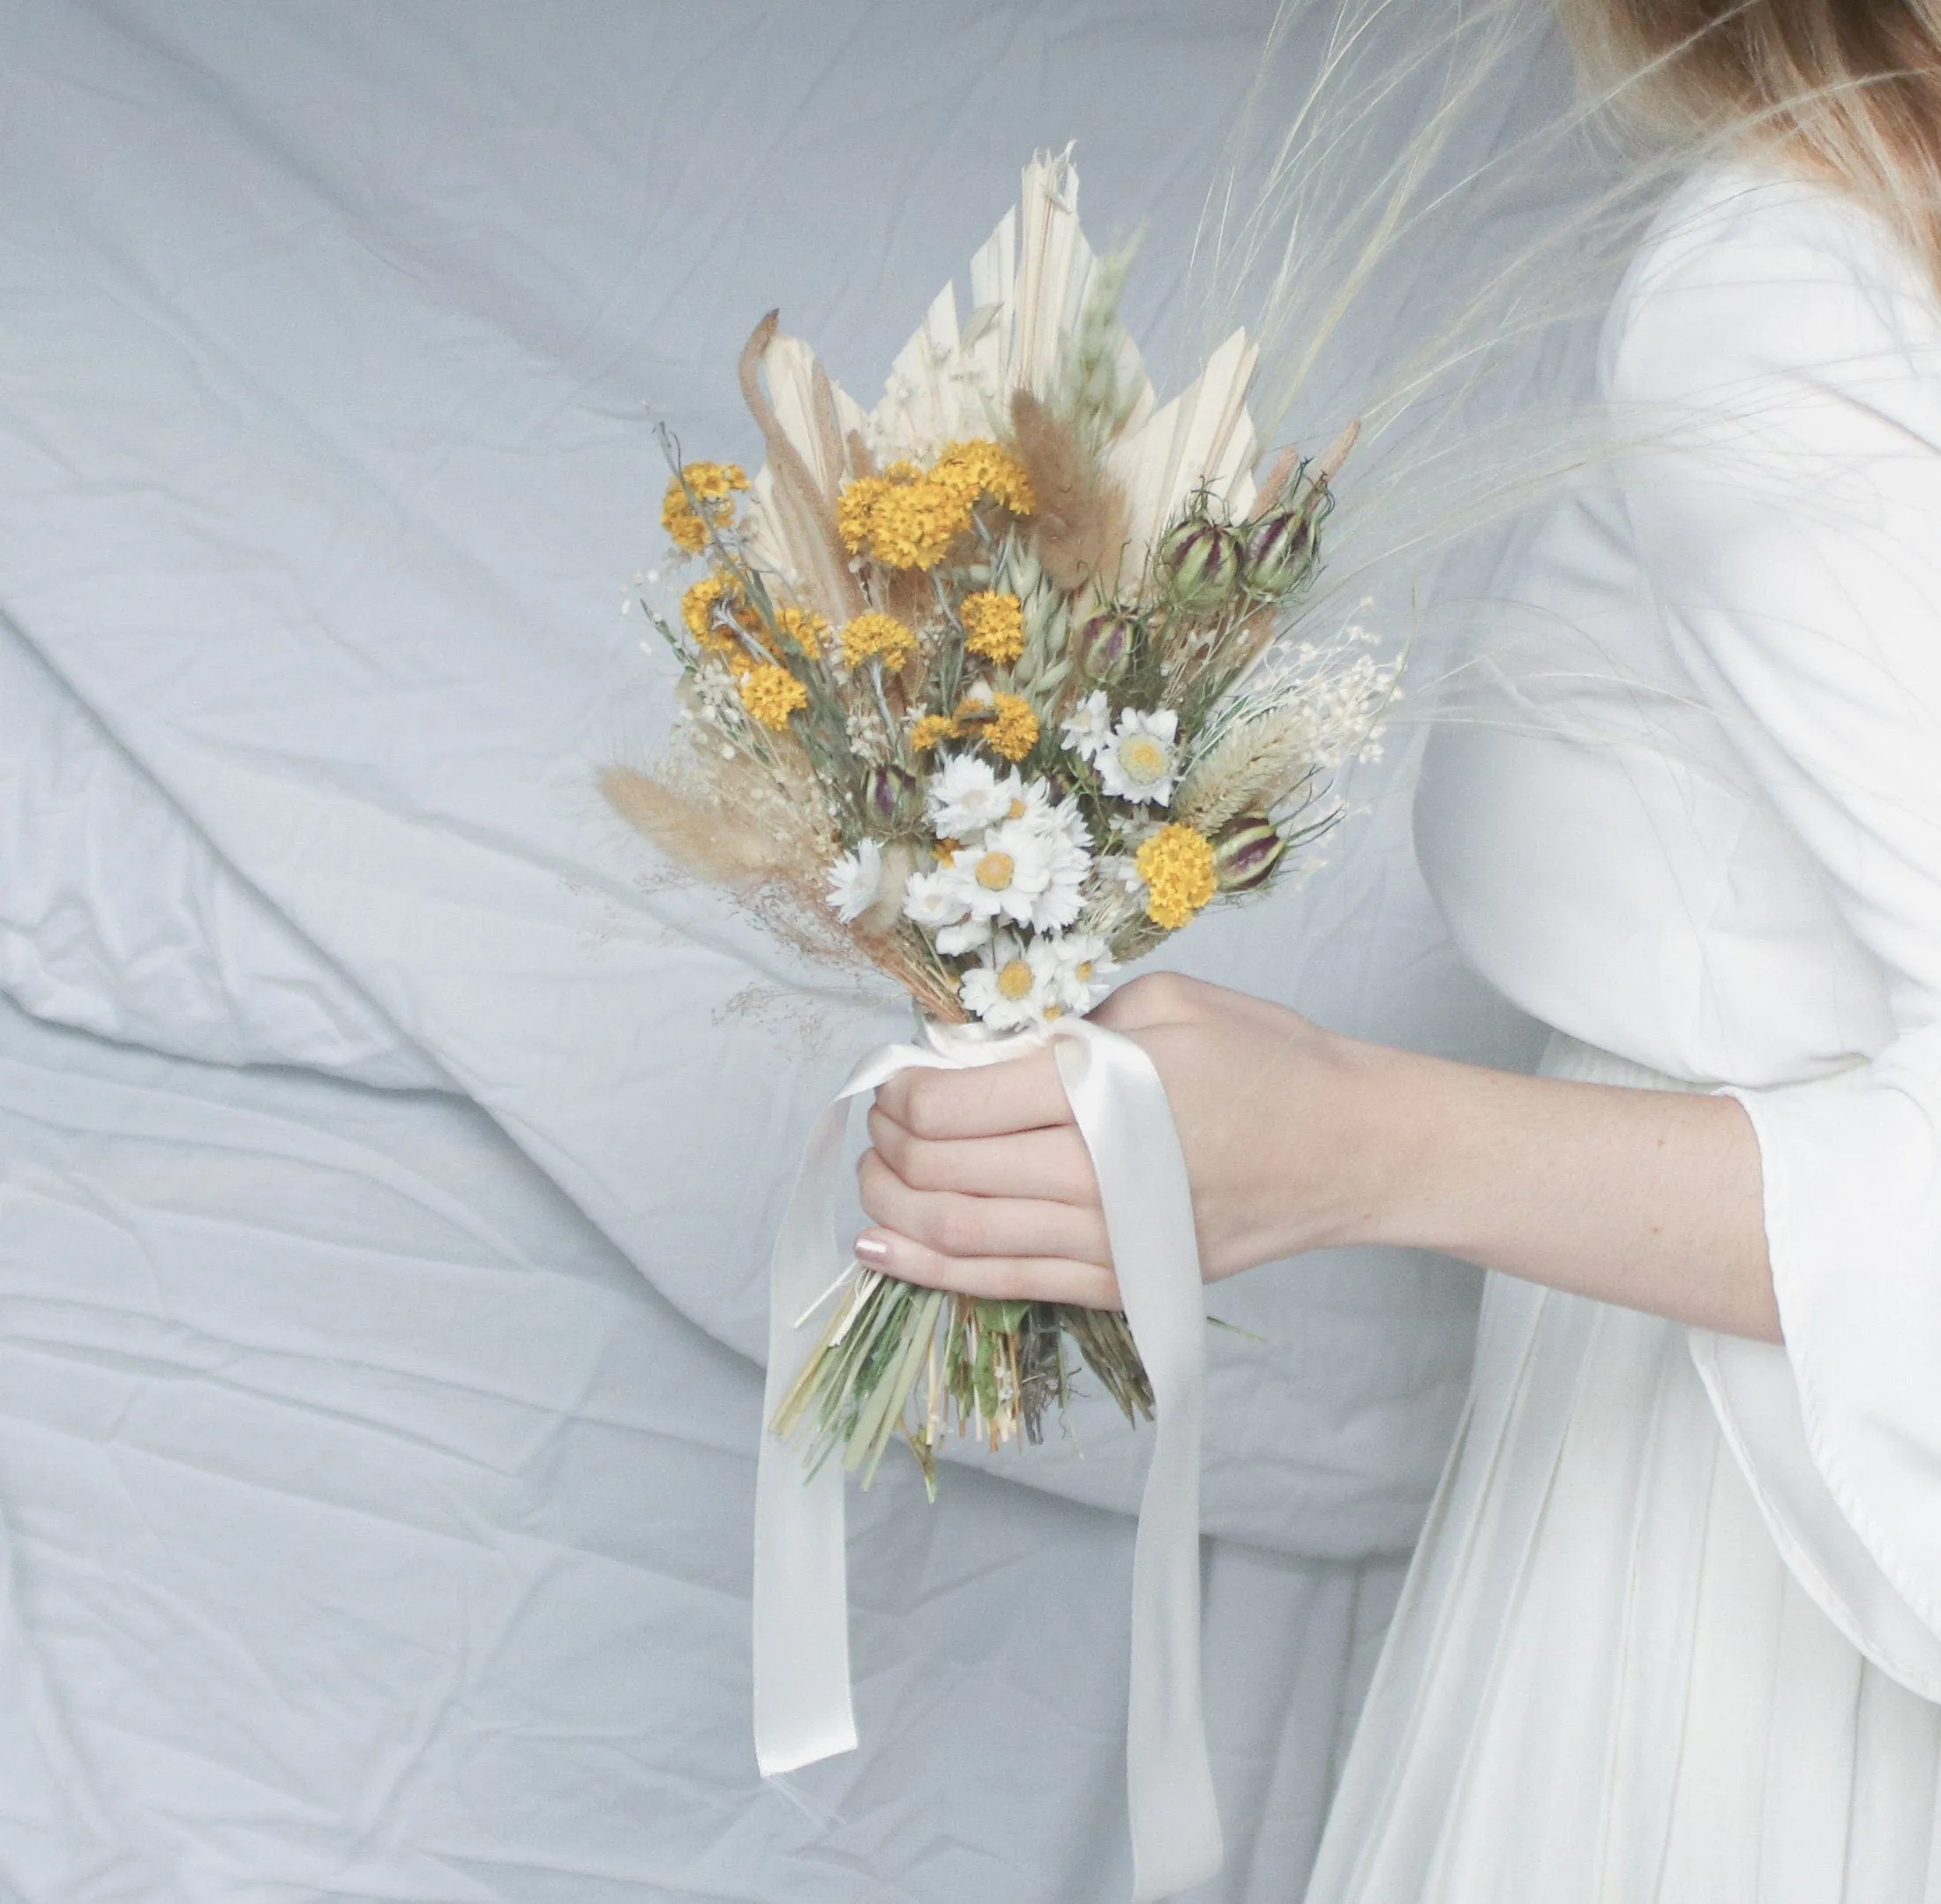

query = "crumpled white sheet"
[0,993,1403,1900]
[0,1,1570,1895]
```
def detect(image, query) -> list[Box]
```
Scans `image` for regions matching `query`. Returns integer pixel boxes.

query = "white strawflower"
[1025,827,1091,932]
[1061,690,1113,762]
[1096,708,1180,806]
[825,839,883,924]
[903,866,969,930]
[1046,932,1117,1013]
[961,933,1054,1030]
[926,753,1023,838]
[1053,793,1094,851]
[939,817,1053,926]
[1001,776,1056,831]
[934,918,991,956]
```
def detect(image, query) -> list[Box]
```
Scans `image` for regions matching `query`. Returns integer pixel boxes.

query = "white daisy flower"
[934,918,991,956]
[938,816,1053,926]
[926,753,1023,839]
[1053,792,1094,851]
[902,866,969,930]
[993,776,1054,831]
[825,839,883,924]
[1096,708,1180,806]
[1060,689,1113,762]
[1045,932,1118,1014]
[1025,826,1091,932]
[960,934,1054,1030]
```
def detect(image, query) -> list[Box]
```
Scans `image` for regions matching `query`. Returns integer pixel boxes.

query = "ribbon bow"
[752,1012,1224,1902]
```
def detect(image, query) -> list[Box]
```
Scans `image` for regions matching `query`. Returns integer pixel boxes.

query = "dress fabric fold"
[1308,1038,1941,1904]
[1333,159,1941,1900]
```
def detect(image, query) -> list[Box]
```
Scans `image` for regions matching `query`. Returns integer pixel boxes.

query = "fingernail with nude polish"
[854,1233,891,1265]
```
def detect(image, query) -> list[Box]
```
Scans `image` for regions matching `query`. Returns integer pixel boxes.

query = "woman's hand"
[855,968,1782,1342]
[854,971,1388,1308]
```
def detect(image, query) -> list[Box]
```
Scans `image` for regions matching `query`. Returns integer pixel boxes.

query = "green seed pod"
[1213,813,1286,892]
[1076,611,1136,681]
[1240,507,1315,599]
[864,763,918,828]
[1157,516,1242,615]
[1075,609,1137,681]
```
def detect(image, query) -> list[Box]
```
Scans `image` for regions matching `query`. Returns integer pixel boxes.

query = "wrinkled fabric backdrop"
[0,4,1569,1899]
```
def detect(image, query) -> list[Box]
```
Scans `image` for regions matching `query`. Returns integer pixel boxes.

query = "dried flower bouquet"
[607,150,1398,1492]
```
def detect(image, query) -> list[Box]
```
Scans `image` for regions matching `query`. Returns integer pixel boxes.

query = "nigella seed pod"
[1076,610,1137,682]
[1213,813,1285,892]
[1157,517,1242,615]
[1240,508,1315,599]
[865,763,918,828]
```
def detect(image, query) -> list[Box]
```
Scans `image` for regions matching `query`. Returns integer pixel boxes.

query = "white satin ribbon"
[753,1012,1224,1902]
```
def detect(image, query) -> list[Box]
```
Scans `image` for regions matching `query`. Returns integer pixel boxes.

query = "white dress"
[1304,163,1941,1901]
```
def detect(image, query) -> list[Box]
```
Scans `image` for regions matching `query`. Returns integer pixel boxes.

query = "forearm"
[858,975,1781,1343]
[1338,1042,1780,1343]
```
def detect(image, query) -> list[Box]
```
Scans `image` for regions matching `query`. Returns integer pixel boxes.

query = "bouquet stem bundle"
[771,1265,1150,1495]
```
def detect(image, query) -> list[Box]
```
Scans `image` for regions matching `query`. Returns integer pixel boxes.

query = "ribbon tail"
[1055,1021,1225,1902]
[753,1094,858,1775]
[750,1034,970,1778]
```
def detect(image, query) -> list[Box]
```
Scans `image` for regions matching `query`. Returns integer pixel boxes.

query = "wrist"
[1257,1028,1443,1260]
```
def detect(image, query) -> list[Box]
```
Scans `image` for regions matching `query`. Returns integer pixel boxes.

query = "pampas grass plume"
[1010,389,1128,594]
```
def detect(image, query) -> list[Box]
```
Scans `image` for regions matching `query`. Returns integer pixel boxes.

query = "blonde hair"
[1558,0,1941,284]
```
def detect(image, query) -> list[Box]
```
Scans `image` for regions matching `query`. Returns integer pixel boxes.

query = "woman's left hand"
[855,971,1385,1307]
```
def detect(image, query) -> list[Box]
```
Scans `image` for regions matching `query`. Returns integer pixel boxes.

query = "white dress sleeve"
[1609,170,1941,1695]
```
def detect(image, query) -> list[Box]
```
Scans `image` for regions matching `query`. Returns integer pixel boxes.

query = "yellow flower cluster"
[836,439,1035,571]
[738,663,808,731]
[771,604,830,652]
[956,691,1039,762]
[837,611,918,671]
[662,461,749,554]
[961,590,1025,664]
[987,693,1040,761]
[910,713,959,753]
[682,572,756,672]
[933,438,1035,517]
[1136,824,1218,929]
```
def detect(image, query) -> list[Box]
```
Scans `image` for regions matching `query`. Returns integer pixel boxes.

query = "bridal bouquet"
[609,151,1396,1493]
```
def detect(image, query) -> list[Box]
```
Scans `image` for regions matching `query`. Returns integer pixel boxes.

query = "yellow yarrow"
[959,691,1039,762]
[682,572,760,671]
[863,476,972,569]
[662,461,749,554]
[836,439,1035,571]
[770,604,830,652]
[961,590,1025,664]
[837,611,917,671]
[737,664,808,731]
[987,694,1039,761]
[932,439,1036,516]
[1135,825,1218,930]
[910,714,959,753]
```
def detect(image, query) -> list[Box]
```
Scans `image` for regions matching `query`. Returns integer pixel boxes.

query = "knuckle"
[855,1151,894,1221]
[866,1107,910,1172]
[931,1196,986,1257]
[902,1073,950,1139]
[900,1140,948,1192]
[1137,970,1195,1014]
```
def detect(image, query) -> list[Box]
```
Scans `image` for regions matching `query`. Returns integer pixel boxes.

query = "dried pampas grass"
[600,765,780,884]
[1010,389,1128,596]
